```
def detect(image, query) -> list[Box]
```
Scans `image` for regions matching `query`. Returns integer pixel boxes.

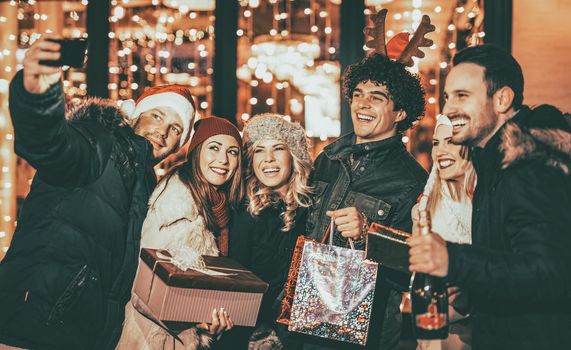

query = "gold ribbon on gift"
[154,250,234,277]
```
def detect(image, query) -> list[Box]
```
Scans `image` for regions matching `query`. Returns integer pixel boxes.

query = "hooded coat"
[446,105,571,350]
[0,71,156,349]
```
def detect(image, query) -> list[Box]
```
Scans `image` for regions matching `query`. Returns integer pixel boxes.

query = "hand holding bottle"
[409,208,449,339]
[407,227,449,277]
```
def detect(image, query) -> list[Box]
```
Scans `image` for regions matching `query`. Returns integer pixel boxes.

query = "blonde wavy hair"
[245,141,313,232]
[428,145,476,214]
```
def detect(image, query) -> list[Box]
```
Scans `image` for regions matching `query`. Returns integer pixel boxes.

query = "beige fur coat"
[117,173,219,350]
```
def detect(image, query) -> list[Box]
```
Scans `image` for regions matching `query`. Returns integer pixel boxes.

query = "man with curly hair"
[303,53,428,349]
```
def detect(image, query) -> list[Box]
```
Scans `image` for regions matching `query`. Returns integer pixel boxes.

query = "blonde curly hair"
[243,114,313,231]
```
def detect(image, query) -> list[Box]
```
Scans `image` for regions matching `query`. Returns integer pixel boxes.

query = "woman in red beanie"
[117,116,245,350]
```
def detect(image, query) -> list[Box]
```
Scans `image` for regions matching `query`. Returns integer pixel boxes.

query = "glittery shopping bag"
[277,225,332,326]
[288,226,378,346]
[276,234,312,326]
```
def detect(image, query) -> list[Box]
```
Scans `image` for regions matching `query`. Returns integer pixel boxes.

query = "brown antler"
[397,14,435,67]
[364,9,388,56]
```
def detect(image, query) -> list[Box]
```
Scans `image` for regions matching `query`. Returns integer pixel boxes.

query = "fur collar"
[500,107,571,174]
[148,172,201,221]
[142,172,220,257]
[65,97,130,131]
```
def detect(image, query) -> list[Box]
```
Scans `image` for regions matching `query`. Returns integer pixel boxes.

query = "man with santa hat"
[0,35,196,350]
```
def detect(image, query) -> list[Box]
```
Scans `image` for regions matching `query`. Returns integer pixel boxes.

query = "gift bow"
[156,249,232,277]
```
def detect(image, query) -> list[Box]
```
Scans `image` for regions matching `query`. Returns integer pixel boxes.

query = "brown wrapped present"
[133,248,268,327]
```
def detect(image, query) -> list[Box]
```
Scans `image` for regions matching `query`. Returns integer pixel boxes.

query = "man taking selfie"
[0,35,196,350]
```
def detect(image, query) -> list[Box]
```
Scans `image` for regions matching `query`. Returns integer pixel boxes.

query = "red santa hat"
[120,85,196,147]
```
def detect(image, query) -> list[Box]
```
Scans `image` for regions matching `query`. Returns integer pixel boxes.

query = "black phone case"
[39,38,87,68]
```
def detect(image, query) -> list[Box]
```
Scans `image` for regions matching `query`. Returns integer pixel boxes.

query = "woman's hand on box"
[197,307,234,340]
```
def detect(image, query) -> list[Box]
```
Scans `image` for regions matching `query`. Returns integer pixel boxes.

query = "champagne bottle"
[410,208,449,339]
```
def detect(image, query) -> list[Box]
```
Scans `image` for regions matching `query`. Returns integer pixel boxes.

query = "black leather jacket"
[303,133,427,350]
[307,133,427,248]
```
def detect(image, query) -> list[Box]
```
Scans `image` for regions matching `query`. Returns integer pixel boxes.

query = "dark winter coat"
[225,204,307,349]
[303,133,427,350]
[0,71,156,350]
[446,105,571,350]
[230,203,307,324]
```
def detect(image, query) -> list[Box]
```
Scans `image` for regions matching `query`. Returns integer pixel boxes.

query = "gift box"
[365,222,411,273]
[133,248,268,327]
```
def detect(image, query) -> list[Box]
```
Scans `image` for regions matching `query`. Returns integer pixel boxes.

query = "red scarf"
[209,187,229,256]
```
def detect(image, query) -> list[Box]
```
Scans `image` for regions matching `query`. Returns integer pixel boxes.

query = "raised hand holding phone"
[23,34,63,94]
[39,38,88,68]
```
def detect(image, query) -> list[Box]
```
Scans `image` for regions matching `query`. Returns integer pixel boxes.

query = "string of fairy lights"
[108,0,215,117]
[0,2,18,257]
[0,0,89,258]
[235,0,341,141]
[0,0,482,258]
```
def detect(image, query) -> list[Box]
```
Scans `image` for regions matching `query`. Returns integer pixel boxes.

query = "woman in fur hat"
[412,114,476,350]
[117,116,245,350]
[228,113,313,349]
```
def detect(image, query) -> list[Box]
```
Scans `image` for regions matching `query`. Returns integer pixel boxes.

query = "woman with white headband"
[413,114,476,350]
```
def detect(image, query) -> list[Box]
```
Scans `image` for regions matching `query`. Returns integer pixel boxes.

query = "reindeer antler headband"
[364,9,435,67]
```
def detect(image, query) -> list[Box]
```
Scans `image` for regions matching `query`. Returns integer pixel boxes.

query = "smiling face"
[443,63,499,148]
[432,124,470,182]
[132,106,184,162]
[350,80,406,144]
[199,135,240,187]
[252,139,293,196]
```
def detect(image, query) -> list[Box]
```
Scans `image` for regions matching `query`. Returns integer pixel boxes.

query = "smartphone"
[39,38,88,68]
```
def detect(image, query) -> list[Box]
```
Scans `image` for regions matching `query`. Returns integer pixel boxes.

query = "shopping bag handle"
[323,218,355,249]
[320,221,332,244]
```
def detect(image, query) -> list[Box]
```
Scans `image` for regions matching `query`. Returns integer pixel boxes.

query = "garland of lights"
[0,0,480,257]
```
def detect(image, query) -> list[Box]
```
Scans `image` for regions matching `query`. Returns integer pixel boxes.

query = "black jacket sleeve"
[447,165,571,302]
[228,206,254,267]
[9,70,110,187]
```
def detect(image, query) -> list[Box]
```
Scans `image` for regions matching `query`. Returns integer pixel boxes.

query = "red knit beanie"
[187,117,242,154]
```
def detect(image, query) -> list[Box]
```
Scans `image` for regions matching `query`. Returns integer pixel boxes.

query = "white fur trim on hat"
[127,92,195,147]
[119,99,137,119]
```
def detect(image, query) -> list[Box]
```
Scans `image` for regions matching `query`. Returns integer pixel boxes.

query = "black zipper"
[46,264,89,325]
